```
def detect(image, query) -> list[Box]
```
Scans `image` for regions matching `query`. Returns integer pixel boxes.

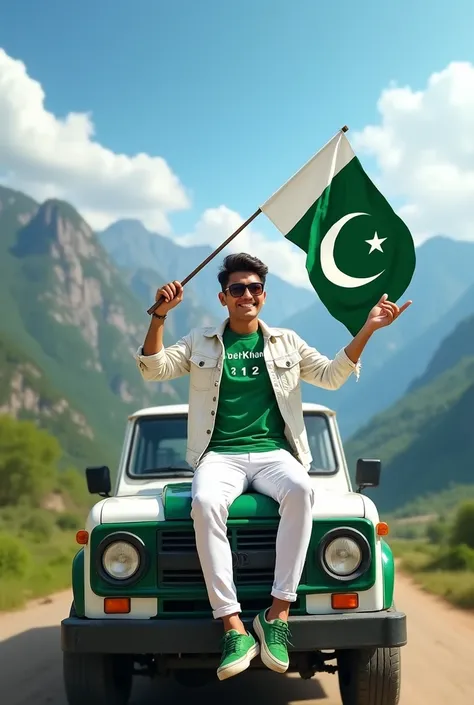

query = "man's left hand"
[364,293,412,331]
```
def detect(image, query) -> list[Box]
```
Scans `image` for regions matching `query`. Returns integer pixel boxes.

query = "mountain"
[0,330,107,470]
[0,186,187,468]
[98,219,316,331]
[345,313,474,511]
[334,276,474,438]
[123,267,218,340]
[280,236,474,437]
[3,179,474,507]
[408,306,474,392]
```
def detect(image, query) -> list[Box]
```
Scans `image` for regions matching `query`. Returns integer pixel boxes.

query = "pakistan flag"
[260,131,416,336]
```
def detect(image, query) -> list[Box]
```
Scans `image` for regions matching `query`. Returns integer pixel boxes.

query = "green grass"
[0,525,79,611]
[390,538,474,610]
[410,571,474,609]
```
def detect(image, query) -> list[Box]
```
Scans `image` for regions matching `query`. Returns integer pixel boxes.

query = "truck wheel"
[337,647,401,705]
[63,602,133,705]
[63,652,133,705]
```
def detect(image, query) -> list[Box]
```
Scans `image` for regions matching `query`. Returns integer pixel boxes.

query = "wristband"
[152,312,167,320]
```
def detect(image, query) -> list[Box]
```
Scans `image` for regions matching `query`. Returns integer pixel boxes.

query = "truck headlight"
[96,532,148,585]
[325,537,361,575]
[102,541,140,580]
[318,528,371,581]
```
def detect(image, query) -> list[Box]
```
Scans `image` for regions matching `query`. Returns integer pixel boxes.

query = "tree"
[450,500,474,549]
[0,415,61,507]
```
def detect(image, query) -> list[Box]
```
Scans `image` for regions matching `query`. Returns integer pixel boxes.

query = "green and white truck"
[60,402,406,705]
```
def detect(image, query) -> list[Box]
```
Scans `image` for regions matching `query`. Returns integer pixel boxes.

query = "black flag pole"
[146,125,349,316]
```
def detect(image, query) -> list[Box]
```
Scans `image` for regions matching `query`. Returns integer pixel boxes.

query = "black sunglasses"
[224,282,264,298]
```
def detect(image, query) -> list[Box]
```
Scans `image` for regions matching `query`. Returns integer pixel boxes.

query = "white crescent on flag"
[320,212,385,289]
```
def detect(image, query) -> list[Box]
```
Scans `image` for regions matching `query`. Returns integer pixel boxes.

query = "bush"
[425,544,474,572]
[426,519,450,545]
[0,415,60,507]
[56,512,82,531]
[0,532,31,578]
[450,501,474,549]
[20,510,55,541]
[55,468,91,508]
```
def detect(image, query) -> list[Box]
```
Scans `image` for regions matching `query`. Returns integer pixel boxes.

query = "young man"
[135,253,411,682]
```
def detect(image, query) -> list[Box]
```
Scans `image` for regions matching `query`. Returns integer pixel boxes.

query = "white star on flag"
[365,232,387,254]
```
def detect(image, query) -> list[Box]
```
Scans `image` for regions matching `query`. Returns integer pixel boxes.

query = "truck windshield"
[127,413,338,477]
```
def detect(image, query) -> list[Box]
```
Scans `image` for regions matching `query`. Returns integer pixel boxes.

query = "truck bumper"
[61,609,407,654]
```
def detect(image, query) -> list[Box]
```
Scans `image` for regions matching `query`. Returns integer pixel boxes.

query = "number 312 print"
[229,365,260,377]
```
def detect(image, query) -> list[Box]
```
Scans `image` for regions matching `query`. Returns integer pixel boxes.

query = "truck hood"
[161,483,368,520]
[98,483,368,523]
[99,495,164,524]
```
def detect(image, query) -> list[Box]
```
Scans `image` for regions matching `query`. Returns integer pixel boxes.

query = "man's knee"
[191,491,228,520]
[285,476,314,508]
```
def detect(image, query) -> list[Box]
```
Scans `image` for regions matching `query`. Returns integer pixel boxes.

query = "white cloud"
[0,48,190,234]
[179,63,474,282]
[0,46,311,287]
[354,61,474,244]
[3,45,472,286]
[177,205,312,289]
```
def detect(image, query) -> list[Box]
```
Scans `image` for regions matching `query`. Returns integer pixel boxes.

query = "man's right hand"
[154,280,184,314]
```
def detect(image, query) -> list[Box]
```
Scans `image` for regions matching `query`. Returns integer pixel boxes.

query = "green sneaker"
[253,609,291,673]
[217,630,260,681]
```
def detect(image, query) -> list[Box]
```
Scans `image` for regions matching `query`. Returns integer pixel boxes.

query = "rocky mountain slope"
[0,186,186,469]
[0,331,106,469]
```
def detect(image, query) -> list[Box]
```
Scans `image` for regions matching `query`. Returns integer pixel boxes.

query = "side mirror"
[86,466,111,497]
[355,458,381,493]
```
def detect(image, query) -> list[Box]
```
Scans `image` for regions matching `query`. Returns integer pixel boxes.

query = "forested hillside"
[346,314,474,511]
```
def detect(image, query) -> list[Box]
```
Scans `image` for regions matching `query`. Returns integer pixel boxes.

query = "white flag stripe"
[260,132,355,236]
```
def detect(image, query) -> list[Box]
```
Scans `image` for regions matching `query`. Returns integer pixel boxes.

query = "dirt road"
[1,572,473,705]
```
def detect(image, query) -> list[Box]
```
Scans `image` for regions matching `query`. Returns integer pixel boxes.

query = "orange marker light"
[376,522,390,536]
[331,593,359,610]
[104,598,131,614]
[76,530,89,545]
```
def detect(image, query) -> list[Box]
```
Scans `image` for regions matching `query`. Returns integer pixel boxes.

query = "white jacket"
[135,318,360,470]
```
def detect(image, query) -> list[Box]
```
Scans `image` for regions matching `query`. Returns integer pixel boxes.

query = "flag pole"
[146,208,261,315]
[146,125,349,316]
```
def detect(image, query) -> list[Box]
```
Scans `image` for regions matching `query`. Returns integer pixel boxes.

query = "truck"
[60,402,407,705]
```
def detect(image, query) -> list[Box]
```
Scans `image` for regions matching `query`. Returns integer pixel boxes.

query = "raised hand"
[365,293,412,330]
[155,280,184,314]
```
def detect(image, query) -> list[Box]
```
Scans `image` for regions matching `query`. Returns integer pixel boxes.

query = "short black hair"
[217,253,268,291]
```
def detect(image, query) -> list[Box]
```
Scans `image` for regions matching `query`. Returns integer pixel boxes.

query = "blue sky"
[1,0,474,282]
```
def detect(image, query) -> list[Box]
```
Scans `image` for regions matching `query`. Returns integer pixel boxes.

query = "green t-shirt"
[208,325,291,454]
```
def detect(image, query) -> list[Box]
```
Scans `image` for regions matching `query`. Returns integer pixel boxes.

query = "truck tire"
[63,652,133,705]
[337,647,401,705]
[63,605,133,705]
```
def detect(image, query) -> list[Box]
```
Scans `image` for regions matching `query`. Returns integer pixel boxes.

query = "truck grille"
[157,526,278,588]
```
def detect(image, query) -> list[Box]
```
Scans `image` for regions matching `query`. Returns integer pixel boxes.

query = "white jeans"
[190,449,315,620]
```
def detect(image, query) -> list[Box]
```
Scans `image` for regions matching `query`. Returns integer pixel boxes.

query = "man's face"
[218,271,266,321]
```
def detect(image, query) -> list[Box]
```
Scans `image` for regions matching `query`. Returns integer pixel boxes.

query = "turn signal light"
[376,522,390,536]
[76,530,89,545]
[104,598,131,614]
[331,593,359,610]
